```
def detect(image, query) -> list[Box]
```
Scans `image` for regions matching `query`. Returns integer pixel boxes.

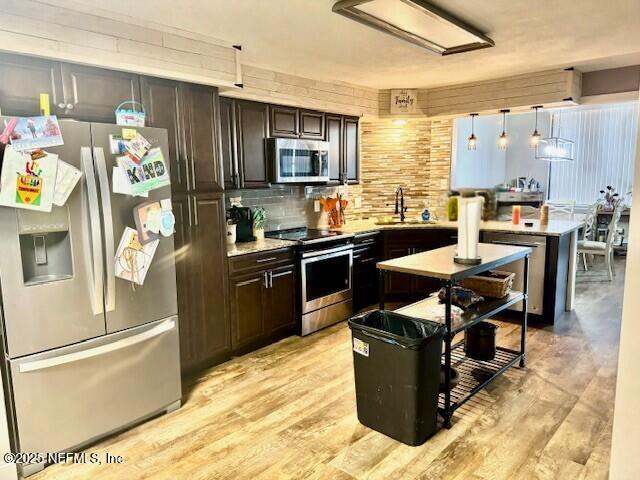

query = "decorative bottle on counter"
[447,195,459,221]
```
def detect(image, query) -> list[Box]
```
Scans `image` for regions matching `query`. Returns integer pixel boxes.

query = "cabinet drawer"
[229,248,295,275]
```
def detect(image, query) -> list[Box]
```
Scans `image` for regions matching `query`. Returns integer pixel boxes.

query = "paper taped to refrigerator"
[0,145,58,212]
[117,147,170,196]
[112,166,148,198]
[114,227,159,286]
[53,159,82,206]
[10,116,64,151]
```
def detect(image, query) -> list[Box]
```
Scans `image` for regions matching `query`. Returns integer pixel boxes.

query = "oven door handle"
[301,244,354,259]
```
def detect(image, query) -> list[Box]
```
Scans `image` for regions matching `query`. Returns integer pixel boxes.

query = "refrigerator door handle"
[18,319,176,373]
[81,147,104,315]
[94,147,116,312]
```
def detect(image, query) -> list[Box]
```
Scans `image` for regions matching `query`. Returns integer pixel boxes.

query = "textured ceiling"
[61,0,640,89]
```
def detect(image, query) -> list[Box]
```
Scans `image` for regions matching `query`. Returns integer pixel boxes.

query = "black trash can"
[348,310,445,446]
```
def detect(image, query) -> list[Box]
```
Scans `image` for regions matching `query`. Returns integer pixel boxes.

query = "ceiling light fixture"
[530,105,543,148]
[467,113,478,150]
[536,109,575,162]
[332,0,495,56]
[497,109,509,150]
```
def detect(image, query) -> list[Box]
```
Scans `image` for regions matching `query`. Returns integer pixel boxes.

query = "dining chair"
[577,203,623,280]
[546,200,576,220]
[579,202,599,271]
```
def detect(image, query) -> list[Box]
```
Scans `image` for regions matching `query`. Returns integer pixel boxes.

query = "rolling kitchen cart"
[377,243,531,429]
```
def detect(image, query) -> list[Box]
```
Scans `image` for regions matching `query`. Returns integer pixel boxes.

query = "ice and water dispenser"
[16,207,73,286]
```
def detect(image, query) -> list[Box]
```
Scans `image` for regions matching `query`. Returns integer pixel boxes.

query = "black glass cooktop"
[265,227,347,243]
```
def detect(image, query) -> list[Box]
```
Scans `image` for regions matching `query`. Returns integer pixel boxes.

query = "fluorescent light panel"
[333,0,494,55]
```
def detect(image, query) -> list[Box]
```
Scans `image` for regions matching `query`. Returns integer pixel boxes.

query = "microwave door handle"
[94,147,116,313]
[81,147,104,315]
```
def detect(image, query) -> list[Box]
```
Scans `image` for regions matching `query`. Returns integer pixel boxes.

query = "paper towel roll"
[457,196,482,261]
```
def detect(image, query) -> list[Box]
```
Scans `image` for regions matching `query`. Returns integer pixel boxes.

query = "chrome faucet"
[395,186,407,222]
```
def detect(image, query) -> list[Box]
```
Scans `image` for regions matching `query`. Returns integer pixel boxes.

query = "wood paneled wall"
[378,69,582,118]
[0,0,380,117]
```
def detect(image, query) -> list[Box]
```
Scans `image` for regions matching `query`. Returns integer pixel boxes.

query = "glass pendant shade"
[468,133,477,150]
[530,130,541,147]
[530,106,543,148]
[497,132,508,150]
[467,113,478,150]
[497,109,509,150]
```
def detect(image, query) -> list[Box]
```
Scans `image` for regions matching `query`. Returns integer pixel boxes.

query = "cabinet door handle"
[192,196,199,226]
[263,271,269,288]
[268,270,273,288]
[256,257,277,263]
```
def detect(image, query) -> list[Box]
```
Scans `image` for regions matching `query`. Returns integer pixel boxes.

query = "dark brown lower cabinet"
[229,250,297,355]
[382,229,457,301]
[174,193,231,374]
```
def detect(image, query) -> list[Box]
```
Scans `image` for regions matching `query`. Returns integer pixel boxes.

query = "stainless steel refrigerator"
[0,120,181,476]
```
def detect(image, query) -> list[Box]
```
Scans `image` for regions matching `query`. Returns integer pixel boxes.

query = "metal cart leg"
[520,255,529,368]
[443,281,453,429]
[378,269,385,310]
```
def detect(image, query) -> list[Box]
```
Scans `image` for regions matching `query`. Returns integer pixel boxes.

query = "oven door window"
[305,253,350,301]
[278,149,321,178]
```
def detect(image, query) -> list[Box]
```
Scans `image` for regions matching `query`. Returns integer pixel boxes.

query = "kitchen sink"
[374,219,432,225]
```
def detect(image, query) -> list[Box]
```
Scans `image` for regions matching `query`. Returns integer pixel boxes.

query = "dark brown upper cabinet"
[299,109,325,139]
[140,77,187,193]
[58,62,141,123]
[326,114,343,184]
[142,78,223,193]
[344,116,359,183]
[180,83,223,192]
[269,105,298,138]
[325,114,360,184]
[0,52,64,117]
[219,97,239,190]
[236,100,270,188]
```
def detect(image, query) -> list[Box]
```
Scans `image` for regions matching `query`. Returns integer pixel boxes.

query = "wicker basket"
[460,270,515,298]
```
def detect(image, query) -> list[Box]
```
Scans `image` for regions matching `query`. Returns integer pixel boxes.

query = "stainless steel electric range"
[266,228,354,335]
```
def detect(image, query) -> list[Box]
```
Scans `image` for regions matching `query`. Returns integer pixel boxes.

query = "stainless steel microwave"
[268,138,330,184]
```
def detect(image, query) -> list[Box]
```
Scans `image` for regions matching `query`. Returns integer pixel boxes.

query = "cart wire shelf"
[438,342,521,412]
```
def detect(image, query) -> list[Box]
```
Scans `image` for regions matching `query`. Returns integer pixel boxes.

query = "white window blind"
[548,102,638,205]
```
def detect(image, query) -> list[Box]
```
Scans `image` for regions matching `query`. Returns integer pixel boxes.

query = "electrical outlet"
[355,196,362,208]
[314,199,320,212]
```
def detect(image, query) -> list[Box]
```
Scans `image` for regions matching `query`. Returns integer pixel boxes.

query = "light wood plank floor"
[34,259,625,480]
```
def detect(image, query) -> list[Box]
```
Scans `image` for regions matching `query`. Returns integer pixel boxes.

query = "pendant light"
[536,109,575,162]
[530,105,542,147]
[467,113,478,150]
[497,109,509,150]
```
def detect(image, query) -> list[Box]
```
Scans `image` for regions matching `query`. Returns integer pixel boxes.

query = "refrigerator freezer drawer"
[9,317,181,456]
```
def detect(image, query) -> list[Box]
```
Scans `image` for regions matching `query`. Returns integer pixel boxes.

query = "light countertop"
[227,238,297,257]
[226,219,583,258]
[377,243,532,281]
[335,219,583,237]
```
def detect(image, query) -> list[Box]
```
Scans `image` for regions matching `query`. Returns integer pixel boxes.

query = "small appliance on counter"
[229,206,255,242]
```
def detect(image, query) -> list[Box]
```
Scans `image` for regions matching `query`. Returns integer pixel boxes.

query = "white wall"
[610,92,640,479]
[451,115,506,189]
[451,111,551,190]
[504,111,551,189]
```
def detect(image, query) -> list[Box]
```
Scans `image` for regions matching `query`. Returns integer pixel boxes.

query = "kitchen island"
[336,219,582,324]
[377,243,532,428]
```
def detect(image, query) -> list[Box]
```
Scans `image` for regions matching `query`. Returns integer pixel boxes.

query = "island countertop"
[334,219,583,237]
